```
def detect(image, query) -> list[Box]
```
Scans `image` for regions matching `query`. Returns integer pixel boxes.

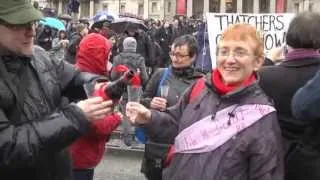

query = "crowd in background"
[4,1,320,180]
[34,14,212,75]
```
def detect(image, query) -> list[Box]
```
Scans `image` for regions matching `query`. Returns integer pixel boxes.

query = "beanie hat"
[123,37,137,52]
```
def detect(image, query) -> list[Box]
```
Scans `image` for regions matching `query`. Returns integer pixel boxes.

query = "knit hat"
[123,37,137,52]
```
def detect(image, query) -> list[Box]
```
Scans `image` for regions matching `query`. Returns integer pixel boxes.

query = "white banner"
[206,13,295,68]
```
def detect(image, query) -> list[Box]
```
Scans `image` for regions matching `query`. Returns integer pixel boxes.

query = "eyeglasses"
[169,51,190,59]
[0,21,35,31]
[217,49,254,59]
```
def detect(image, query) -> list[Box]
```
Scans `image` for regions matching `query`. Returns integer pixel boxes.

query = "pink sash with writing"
[174,104,276,154]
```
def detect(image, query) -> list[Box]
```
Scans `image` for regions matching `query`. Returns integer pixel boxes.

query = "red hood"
[76,33,112,75]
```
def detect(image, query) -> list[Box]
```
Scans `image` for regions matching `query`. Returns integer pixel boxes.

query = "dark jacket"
[65,32,82,64]
[156,27,173,67]
[259,57,320,141]
[153,42,164,68]
[171,26,182,42]
[111,51,149,87]
[259,55,320,180]
[292,69,320,121]
[142,73,283,180]
[142,67,203,117]
[140,67,203,179]
[195,28,212,73]
[0,46,98,180]
[36,28,53,51]
[290,69,320,180]
[68,0,80,13]
[119,31,155,68]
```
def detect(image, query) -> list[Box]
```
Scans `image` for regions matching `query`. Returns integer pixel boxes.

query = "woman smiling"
[126,24,284,180]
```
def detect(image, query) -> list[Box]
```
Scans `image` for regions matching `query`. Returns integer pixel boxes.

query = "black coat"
[36,29,53,51]
[156,27,172,67]
[259,57,320,180]
[65,32,82,64]
[259,57,320,140]
[141,67,203,117]
[0,46,99,180]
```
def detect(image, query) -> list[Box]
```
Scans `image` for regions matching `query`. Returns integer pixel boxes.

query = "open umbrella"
[40,17,66,31]
[110,17,148,33]
[92,11,118,24]
[58,13,72,21]
[79,17,89,24]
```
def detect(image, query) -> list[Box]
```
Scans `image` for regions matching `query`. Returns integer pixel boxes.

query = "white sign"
[206,13,295,68]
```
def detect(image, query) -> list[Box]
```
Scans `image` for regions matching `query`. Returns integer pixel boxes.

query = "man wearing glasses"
[0,1,115,179]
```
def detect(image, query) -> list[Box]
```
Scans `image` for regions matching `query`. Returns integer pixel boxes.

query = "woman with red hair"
[126,24,284,180]
[70,33,121,180]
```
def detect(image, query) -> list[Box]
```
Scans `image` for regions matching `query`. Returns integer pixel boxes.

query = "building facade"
[286,0,320,13]
[35,0,294,21]
[188,0,288,17]
[29,0,50,8]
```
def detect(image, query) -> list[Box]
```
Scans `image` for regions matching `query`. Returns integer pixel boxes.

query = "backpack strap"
[156,68,170,96]
[189,78,206,103]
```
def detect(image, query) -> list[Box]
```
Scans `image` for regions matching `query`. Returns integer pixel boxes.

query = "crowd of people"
[34,12,211,74]
[2,0,320,180]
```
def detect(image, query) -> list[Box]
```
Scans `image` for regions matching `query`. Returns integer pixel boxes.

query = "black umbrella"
[58,14,72,21]
[110,17,148,33]
[79,17,89,24]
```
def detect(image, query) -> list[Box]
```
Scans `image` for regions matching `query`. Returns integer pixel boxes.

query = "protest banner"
[206,13,295,68]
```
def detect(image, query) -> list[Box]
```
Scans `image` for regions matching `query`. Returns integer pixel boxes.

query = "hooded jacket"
[71,33,121,169]
[76,33,111,75]
[142,73,284,180]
